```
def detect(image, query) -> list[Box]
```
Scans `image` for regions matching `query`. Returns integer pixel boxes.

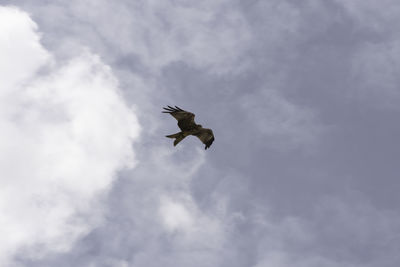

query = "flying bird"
[163,106,215,150]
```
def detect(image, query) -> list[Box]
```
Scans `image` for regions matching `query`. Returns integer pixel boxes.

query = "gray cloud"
[2,1,400,267]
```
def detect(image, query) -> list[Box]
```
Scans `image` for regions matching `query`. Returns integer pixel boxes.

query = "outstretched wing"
[162,106,196,131]
[194,128,215,150]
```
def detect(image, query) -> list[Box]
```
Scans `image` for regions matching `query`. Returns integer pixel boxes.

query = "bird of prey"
[163,106,215,150]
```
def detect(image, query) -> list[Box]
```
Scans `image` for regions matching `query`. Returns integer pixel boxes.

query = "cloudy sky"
[1,0,400,266]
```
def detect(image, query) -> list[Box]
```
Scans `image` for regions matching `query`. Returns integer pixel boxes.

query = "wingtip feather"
[175,106,183,111]
[163,105,185,113]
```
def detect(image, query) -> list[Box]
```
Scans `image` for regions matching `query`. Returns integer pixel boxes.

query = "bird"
[162,106,215,150]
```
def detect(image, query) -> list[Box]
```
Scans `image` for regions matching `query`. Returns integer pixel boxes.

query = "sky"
[0,0,399,266]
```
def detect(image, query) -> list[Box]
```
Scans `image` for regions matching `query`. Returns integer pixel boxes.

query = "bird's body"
[163,106,215,149]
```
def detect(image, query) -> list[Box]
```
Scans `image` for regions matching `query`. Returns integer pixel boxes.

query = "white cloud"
[159,193,223,247]
[160,197,194,232]
[0,6,50,92]
[0,6,140,265]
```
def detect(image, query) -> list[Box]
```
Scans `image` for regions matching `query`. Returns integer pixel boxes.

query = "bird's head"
[197,124,203,128]
[204,136,215,150]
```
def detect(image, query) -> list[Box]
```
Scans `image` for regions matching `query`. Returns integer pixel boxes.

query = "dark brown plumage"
[162,106,215,150]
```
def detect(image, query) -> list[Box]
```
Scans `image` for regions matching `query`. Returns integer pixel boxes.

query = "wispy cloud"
[17,0,252,74]
[334,0,400,109]
[239,88,324,151]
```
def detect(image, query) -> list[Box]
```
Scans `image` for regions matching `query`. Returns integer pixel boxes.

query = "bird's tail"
[166,132,186,146]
